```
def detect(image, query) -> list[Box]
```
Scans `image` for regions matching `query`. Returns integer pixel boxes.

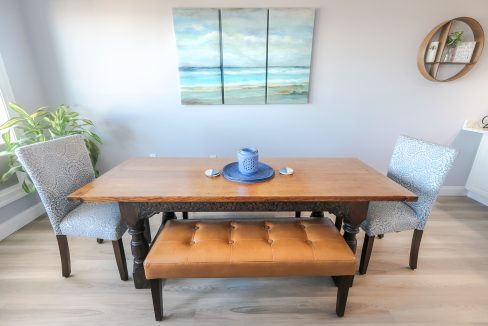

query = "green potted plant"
[0,103,102,192]
[444,30,464,62]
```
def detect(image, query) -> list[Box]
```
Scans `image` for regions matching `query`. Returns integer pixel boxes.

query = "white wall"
[20,0,488,187]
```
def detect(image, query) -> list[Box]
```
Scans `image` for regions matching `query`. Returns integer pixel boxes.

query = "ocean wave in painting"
[178,66,309,104]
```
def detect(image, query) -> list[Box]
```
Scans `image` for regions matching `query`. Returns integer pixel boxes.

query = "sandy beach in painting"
[179,66,310,104]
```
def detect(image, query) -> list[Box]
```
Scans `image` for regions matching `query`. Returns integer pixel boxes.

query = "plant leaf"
[30,110,49,119]
[0,165,22,183]
[1,131,11,143]
[87,131,102,144]
[0,117,24,130]
[22,178,36,193]
[8,102,31,119]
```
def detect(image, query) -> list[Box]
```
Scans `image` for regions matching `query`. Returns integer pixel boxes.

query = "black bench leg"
[335,275,354,317]
[151,279,165,321]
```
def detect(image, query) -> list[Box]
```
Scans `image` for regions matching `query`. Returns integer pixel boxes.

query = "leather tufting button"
[193,226,199,231]
[264,225,271,230]
[228,240,234,245]
[300,224,306,229]
[268,239,274,244]
[306,240,313,245]
[190,240,195,245]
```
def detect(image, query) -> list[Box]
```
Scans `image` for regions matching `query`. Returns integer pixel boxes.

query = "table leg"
[342,202,369,253]
[119,202,150,289]
[310,211,325,218]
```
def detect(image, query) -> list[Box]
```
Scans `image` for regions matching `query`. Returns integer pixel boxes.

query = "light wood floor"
[0,196,487,325]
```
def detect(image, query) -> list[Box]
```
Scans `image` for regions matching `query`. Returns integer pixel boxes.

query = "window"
[0,52,21,197]
[0,53,15,143]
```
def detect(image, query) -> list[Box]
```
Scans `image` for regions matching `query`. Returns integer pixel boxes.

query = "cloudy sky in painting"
[221,9,268,67]
[172,8,221,67]
[173,8,315,68]
[268,8,315,67]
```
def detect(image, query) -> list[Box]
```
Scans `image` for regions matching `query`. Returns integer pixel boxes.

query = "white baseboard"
[0,202,45,241]
[438,186,466,196]
[466,191,488,206]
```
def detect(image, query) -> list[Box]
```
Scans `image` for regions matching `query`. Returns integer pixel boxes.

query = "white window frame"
[0,52,26,208]
[0,54,16,142]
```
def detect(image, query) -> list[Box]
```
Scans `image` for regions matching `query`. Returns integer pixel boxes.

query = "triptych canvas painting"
[172,8,315,105]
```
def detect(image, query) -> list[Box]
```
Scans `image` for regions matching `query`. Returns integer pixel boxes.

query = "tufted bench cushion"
[144,218,355,278]
[145,217,356,321]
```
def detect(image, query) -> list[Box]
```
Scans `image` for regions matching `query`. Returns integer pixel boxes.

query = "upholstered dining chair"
[359,135,457,274]
[15,135,128,280]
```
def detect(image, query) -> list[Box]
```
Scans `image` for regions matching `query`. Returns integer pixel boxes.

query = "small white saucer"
[279,167,294,175]
[205,169,220,177]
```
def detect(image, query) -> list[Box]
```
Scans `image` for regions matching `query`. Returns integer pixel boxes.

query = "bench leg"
[335,275,354,317]
[151,279,165,321]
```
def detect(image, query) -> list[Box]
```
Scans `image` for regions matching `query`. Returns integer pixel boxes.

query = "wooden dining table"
[68,157,417,289]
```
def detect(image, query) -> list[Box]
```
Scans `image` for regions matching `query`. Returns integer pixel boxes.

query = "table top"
[68,157,417,203]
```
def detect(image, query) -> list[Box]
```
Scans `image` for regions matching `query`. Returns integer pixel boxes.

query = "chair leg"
[144,218,151,244]
[409,229,423,270]
[182,212,189,219]
[295,211,301,218]
[359,234,375,275]
[56,235,71,278]
[335,216,343,230]
[335,275,354,317]
[151,279,165,321]
[97,238,104,244]
[112,239,128,281]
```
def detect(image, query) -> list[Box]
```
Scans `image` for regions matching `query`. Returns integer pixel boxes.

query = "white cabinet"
[464,121,488,205]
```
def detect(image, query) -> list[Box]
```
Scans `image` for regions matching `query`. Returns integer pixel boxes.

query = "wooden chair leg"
[144,218,151,244]
[295,211,301,218]
[97,238,104,244]
[335,275,354,317]
[112,239,128,281]
[182,212,189,219]
[151,279,165,321]
[56,235,71,278]
[359,234,375,275]
[409,229,423,270]
[335,216,343,230]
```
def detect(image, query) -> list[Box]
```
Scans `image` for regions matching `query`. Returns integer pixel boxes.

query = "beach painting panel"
[173,8,223,104]
[221,9,268,104]
[267,8,315,104]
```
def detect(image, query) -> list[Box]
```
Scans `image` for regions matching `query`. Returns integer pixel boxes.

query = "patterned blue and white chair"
[359,135,457,274]
[15,135,128,280]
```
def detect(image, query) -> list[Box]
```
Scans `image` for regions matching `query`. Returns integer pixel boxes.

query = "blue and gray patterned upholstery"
[361,135,458,236]
[15,135,127,240]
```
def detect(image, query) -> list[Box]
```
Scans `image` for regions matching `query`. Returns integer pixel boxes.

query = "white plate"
[279,167,294,175]
[205,169,220,177]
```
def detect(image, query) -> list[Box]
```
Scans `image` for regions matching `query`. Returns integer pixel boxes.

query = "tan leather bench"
[145,218,356,321]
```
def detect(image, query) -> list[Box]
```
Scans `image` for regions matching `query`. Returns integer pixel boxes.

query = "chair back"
[15,135,95,234]
[387,135,457,229]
